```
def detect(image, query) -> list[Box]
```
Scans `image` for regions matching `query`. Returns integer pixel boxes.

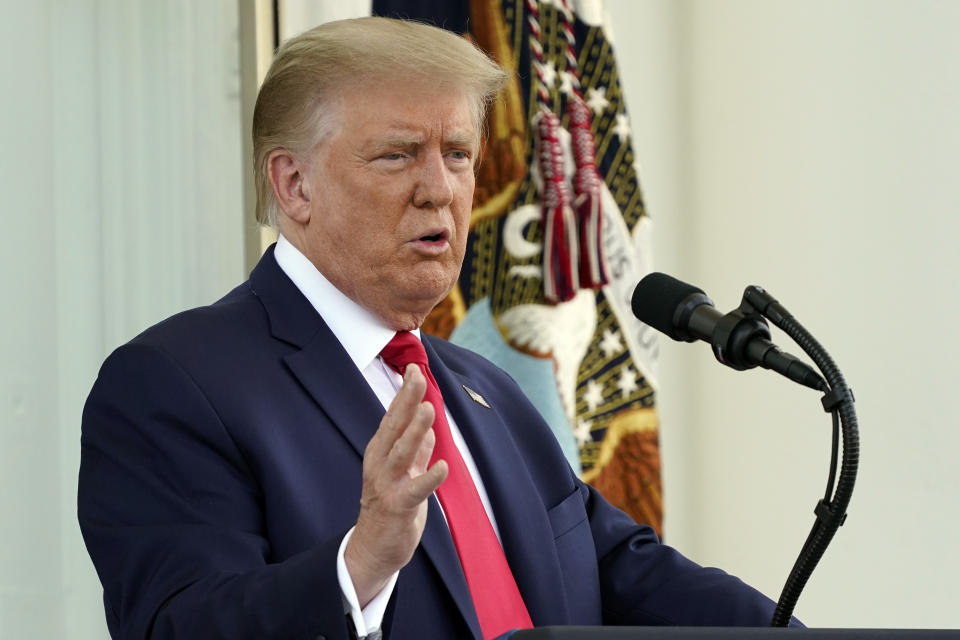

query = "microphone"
[632,273,825,391]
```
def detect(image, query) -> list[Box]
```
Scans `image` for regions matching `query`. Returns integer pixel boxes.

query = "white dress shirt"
[273,234,501,638]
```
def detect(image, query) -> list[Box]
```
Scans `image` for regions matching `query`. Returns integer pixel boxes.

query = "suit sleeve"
[78,342,356,639]
[442,340,798,628]
[580,479,800,626]
[452,345,798,628]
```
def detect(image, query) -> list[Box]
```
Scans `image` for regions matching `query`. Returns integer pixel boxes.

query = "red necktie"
[380,332,533,639]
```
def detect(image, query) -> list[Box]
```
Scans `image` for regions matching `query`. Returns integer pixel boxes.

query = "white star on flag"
[540,60,558,88]
[617,367,639,397]
[613,113,631,142]
[585,87,610,114]
[599,328,623,358]
[558,70,577,97]
[574,419,593,448]
[583,379,604,412]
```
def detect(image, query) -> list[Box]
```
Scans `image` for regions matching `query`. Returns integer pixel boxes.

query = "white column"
[0,0,245,636]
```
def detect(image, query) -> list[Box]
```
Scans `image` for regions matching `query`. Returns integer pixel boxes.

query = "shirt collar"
[273,234,419,371]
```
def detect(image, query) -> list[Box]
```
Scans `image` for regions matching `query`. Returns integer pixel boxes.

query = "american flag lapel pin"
[462,384,491,409]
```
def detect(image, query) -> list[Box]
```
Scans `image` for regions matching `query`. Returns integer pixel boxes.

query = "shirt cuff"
[337,527,399,638]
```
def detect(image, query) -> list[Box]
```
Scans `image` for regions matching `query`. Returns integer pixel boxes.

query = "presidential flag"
[372,0,664,534]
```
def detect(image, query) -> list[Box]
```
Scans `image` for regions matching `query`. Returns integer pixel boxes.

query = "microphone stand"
[724,286,860,626]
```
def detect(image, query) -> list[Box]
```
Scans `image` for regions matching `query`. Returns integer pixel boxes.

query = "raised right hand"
[344,365,449,607]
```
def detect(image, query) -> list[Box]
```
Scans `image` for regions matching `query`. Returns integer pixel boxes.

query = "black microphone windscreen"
[631,272,706,336]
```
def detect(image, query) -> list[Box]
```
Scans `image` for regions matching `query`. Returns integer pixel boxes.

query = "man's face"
[298,80,477,330]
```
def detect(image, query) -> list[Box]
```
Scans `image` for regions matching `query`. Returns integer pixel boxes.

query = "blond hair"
[252,16,508,228]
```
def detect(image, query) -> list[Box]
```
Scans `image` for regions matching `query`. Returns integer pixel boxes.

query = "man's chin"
[369,285,454,331]
[405,264,458,297]
[407,287,453,315]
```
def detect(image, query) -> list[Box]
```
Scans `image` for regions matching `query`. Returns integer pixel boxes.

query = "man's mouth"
[410,228,451,254]
[415,228,449,244]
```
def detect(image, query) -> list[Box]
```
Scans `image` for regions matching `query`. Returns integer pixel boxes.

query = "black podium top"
[512,628,960,639]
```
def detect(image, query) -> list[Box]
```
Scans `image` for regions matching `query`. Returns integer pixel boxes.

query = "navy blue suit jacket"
[79,246,783,639]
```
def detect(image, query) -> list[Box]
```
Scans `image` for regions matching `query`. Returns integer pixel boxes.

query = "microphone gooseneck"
[745,284,859,627]
[632,272,859,626]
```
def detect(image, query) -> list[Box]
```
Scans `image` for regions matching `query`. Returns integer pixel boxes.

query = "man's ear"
[267,149,312,224]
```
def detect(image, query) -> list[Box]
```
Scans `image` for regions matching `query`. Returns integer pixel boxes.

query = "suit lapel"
[250,248,483,637]
[423,338,571,628]
[283,333,382,457]
[252,245,383,458]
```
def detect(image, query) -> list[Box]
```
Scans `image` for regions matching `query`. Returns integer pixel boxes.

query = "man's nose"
[413,151,454,209]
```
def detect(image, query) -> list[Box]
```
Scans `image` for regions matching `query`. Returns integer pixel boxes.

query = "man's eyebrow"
[365,133,425,150]
[365,131,477,152]
[444,132,477,147]
[360,140,416,158]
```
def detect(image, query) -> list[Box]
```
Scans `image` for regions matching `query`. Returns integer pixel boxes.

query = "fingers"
[392,418,446,509]
[383,366,427,433]
[407,459,448,505]
[364,364,444,507]
[366,366,427,463]
[348,365,449,602]
[384,402,434,477]
[411,419,436,474]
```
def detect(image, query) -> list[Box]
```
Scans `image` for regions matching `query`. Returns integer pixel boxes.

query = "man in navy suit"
[79,16,790,640]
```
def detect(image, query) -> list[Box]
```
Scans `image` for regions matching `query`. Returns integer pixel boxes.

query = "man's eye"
[381,152,406,161]
[448,150,471,161]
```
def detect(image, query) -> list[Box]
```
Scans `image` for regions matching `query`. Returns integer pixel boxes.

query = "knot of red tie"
[380,331,429,371]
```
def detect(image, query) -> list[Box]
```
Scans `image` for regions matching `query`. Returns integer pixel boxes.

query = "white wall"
[0,1,245,637]
[609,0,960,629]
